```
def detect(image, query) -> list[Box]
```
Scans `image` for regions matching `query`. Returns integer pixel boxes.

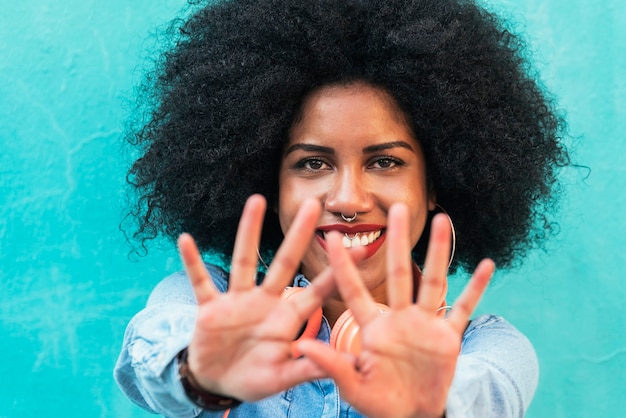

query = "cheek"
[404,188,432,245]
[411,207,429,245]
[277,175,302,235]
[278,171,328,235]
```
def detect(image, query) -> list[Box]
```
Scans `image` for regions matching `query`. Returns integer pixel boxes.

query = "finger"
[229,195,267,292]
[326,231,379,325]
[447,258,495,333]
[280,267,336,337]
[263,199,321,294]
[386,203,413,310]
[280,247,365,331]
[273,354,330,388]
[178,233,218,304]
[347,245,367,264]
[296,339,359,389]
[280,247,365,335]
[417,214,451,312]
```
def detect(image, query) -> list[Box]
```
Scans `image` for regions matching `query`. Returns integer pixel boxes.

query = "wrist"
[410,409,446,418]
[177,347,242,411]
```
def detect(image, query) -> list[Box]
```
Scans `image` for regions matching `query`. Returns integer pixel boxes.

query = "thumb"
[296,340,360,389]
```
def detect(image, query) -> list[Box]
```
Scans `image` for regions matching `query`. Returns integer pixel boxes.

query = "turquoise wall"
[1,0,624,417]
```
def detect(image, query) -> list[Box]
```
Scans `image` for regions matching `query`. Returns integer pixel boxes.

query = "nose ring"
[341,213,358,222]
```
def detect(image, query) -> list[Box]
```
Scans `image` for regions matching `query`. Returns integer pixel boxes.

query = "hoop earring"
[435,204,456,268]
[341,213,357,222]
[256,247,269,270]
[436,305,453,318]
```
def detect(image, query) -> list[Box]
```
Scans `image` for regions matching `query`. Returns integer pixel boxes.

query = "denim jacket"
[114,264,538,418]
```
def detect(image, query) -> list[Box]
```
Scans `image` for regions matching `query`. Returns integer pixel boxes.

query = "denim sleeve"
[114,267,229,418]
[446,315,539,418]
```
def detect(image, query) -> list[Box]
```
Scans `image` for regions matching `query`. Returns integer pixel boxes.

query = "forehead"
[297,82,408,123]
[289,82,415,141]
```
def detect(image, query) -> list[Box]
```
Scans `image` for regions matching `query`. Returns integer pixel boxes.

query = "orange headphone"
[283,265,448,357]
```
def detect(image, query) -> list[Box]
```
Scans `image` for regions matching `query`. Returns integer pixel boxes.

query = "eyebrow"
[283,143,334,156]
[362,141,415,153]
[284,141,415,156]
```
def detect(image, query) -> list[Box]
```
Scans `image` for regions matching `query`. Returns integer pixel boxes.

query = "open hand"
[297,204,495,418]
[178,195,335,401]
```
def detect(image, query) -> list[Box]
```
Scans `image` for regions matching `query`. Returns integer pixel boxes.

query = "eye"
[306,159,325,170]
[294,158,331,172]
[369,156,403,169]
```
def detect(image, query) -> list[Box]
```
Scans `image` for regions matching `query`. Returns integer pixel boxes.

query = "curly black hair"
[124,0,569,273]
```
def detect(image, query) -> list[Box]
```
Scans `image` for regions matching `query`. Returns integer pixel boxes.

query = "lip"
[316,223,387,259]
[317,224,385,234]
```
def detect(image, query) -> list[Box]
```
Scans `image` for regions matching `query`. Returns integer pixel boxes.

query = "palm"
[191,286,328,399]
[342,309,462,417]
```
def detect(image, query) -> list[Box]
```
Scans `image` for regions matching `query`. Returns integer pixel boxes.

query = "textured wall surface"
[0,0,624,417]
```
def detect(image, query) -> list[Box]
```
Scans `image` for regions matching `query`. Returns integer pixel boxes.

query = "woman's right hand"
[177,194,333,401]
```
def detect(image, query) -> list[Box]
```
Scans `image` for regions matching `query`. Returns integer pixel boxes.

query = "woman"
[115,0,569,416]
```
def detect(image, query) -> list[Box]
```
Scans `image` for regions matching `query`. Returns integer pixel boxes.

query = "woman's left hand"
[297,204,495,418]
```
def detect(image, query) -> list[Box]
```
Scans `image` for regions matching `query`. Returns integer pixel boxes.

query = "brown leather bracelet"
[177,347,242,411]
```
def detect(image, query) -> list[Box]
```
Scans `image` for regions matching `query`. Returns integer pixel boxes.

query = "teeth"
[331,230,382,248]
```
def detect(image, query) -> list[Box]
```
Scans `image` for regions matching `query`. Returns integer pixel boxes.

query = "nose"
[323,168,373,218]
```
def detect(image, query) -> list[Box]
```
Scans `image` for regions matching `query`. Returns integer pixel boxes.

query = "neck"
[323,298,347,328]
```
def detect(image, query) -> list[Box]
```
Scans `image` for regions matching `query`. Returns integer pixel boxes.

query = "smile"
[317,229,384,248]
[315,223,387,259]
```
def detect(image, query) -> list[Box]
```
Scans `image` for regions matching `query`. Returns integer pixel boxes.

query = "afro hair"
[125,0,569,273]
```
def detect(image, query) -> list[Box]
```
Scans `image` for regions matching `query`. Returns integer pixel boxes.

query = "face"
[278,83,435,302]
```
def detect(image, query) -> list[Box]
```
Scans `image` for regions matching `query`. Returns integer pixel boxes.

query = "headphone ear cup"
[329,309,358,354]
[330,303,389,356]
